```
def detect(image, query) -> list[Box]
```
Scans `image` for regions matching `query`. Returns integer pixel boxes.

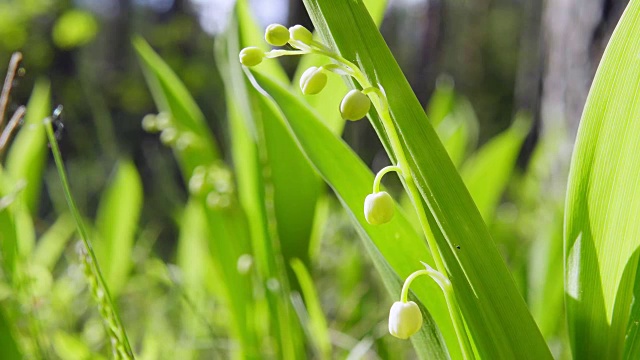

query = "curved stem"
[372,165,401,194]
[400,267,473,360]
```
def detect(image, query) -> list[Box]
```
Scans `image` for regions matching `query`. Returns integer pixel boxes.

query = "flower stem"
[372,165,401,194]
[331,56,473,359]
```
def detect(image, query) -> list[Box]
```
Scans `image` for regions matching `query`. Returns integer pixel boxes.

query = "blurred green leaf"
[563,1,640,358]
[52,331,94,360]
[95,160,142,296]
[0,169,20,279]
[32,213,75,271]
[135,36,260,358]
[301,1,551,358]
[52,10,98,49]
[133,36,220,176]
[6,79,50,214]
[0,308,21,360]
[290,258,331,359]
[461,114,530,222]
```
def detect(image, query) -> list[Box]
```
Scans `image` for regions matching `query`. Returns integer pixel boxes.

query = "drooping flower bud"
[389,301,423,339]
[160,127,178,146]
[289,25,313,45]
[299,67,327,95]
[340,89,371,121]
[239,47,264,67]
[141,114,158,133]
[265,24,290,46]
[364,191,394,225]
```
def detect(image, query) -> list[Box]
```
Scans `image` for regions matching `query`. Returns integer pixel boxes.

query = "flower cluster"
[239,24,372,122]
[238,24,461,344]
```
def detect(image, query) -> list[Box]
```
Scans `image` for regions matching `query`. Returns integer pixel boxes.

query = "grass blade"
[44,118,134,359]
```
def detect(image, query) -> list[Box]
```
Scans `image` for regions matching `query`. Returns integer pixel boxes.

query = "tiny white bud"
[265,24,290,46]
[289,25,313,44]
[299,66,327,95]
[159,127,178,146]
[389,301,423,339]
[364,191,394,225]
[141,114,158,132]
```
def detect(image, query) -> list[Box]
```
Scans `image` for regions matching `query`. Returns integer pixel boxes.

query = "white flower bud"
[299,66,327,95]
[265,24,290,46]
[239,47,264,67]
[364,191,394,225]
[289,25,313,45]
[389,301,423,339]
[340,89,371,121]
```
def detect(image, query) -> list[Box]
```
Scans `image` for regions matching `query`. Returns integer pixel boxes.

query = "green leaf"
[300,1,551,358]
[0,168,20,279]
[32,213,75,271]
[6,79,50,214]
[133,36,220,176]
[0,308,21,360]
[564,1,640,358]
[461,114,530,222]
[248,70,454,360]
[290,258,331,359]
[95,160,143,296]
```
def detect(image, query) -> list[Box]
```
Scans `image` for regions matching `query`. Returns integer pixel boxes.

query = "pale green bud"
[239,47,264,67]
[141,114,158,132]
[389,301,423,339]
[289,25,313,44]
[340,89,371,121]
[364,191,394,225]
[265,24,290,46]
[299,67,327,95]
[160,127,178,146]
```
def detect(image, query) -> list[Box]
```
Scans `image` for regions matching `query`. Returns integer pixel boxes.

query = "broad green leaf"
[461,114,530,222]
[6,79,50,214]
[564,1,640,358]
[293,0,388,135]
[248,70,454,360]
[95,160,142,296]
[290,258,331,359]
[301,1,550,358]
